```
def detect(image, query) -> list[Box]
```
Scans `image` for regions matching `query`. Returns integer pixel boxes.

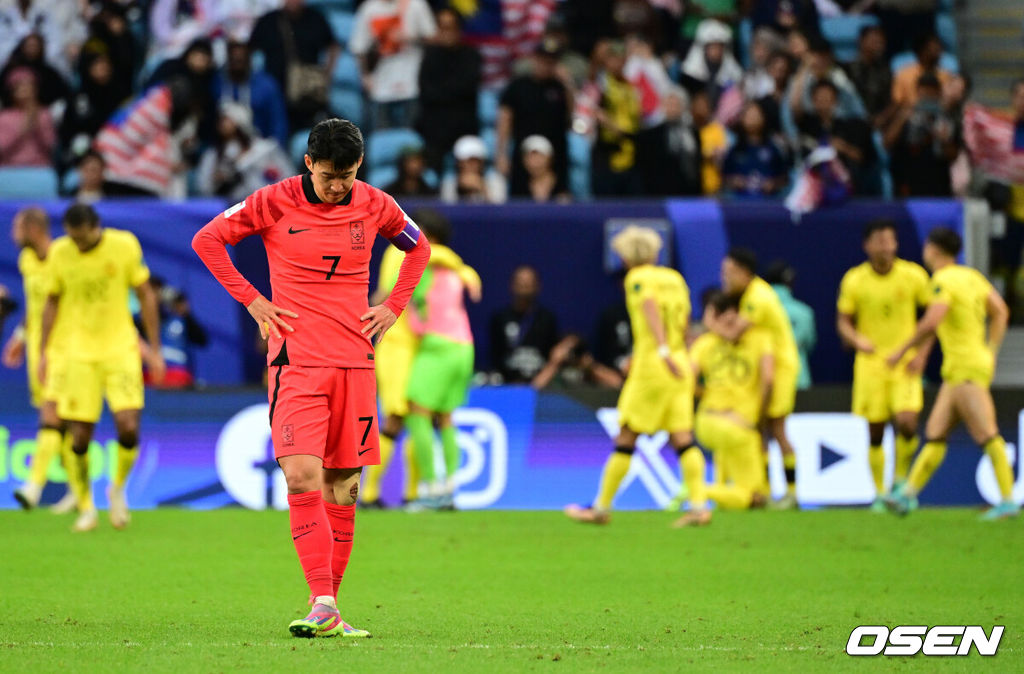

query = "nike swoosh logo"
[292,531,313,540]
[358,447,373,456]
[288,227,311,234]
[334,537,352,543]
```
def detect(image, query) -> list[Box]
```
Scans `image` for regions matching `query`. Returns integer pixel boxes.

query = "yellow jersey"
[18,246,69,358]
[47,229,150,362]
[690,327,773,427]
[836,259,930,366]
[624,264,691,372]
[929,264,995,380]
[739,277,798,370]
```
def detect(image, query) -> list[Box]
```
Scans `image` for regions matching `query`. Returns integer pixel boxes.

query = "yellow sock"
[706,483,751,509]
[28,428,62,487]
[894,434,918,482]
[60,433,81,501]
[681,447,707,509]
[783,452,796,495]
[984,436,1014,501]
[868,444,885,495]
[363,434,395,503]
[594,450,633,511]
[907,441,946,496]
[402,437,419,502]
[71,451,95,511]
[112,445,139,488]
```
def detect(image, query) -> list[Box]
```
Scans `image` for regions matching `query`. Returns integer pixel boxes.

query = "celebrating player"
[39,204,165,532]
[192,118,431,637]
[566,226,695,524]
[884,228,1017,520]
[836,219,932,510]
[3,208,75,513]
[720,248,799,508]
[404,210,481,511]
[676,291,773,527]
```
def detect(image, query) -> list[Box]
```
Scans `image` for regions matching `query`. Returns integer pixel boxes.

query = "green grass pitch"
[1,508,1021,672]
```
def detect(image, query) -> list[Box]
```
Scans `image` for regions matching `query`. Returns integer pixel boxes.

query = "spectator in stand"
[0,1,70,77]
[519,134,570,202]
[785,28,811,63]
[692,89,727,195]
[0,68,56,167]
[250,0,338,130]
[531,333,624,390]
[594,292,632,378]
[722,101,788,198]
[623,33,672,129]
[489,265,560,384]
[764,260,815,390]
[0,34,69,108]
[440,134,507,204]
[751,0,821,37]
[195,102,294,201]
[148,0,219,64]
[796,80,876,195]
[591,41,642,196]
[81,2,137,104]
[146,38,218,147]
[528,15,590,92]
[349,0,436,131]
[214,40,289,147]
[496,40,571,198]
[415,7,480,172]
[884,73,959,197]
[845,25,892,128]
[743,28,787,102]
[996,79,1024,320]
[788,37,867,122]
[561,0,616,59]
[872,0,937,59]
[636,86,701,196]
[60,50,122,166]
[383,145,437,197]
[679,19,743,107]
[677,0,739,53]
[73,149,106,203]
[891,31,952,109]
[756,50,795,135]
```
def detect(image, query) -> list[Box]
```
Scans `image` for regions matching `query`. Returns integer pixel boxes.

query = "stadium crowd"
[0,0,981,204]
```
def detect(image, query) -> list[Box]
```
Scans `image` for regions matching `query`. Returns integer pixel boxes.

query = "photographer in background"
[531,333,625,390]
[140,277,208,389]
[884,73,959,197]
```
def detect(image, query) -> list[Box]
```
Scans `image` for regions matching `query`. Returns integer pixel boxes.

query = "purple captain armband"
[388,220,421,251]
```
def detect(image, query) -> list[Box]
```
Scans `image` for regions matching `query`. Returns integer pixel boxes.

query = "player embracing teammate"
[193,118,430,637]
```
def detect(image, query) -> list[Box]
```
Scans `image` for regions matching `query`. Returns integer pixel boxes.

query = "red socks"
[324,503,356,597]
[287,491,334,598]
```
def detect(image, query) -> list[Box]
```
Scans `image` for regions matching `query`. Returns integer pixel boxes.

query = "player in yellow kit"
[363,220,481,507]
[39,204,165,532]
[675,291,773,527]
[836,219,933,510]
[720,248,799,508]
[566,226,695,524]
[884,227,1017,520]
[2,208,76,512]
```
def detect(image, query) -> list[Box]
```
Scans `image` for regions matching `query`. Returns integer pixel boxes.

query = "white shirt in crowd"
[349,0,436,103]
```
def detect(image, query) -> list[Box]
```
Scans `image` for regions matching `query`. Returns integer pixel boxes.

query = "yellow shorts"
[695,413,767,494]
[57,354,144,423]
[375,338,417,418]
[767,360,798,419]
[852,360,923,423]
[942,364,994,388]
[617,369,694,435]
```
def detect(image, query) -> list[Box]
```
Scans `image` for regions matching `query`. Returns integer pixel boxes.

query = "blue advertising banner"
[1,385,1017,511]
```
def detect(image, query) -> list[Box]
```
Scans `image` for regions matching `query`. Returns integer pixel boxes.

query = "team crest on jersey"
[350,221,365,249]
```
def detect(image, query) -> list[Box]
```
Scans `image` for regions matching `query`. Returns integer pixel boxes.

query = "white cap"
[521,134,553,156]
[453,135,488,161]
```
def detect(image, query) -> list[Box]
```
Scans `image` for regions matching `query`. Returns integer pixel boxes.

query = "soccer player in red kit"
[192,119,430,638]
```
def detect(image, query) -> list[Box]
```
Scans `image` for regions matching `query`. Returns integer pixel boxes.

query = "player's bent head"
[414,208,451,245]
[306,118,363,172]
[62,203,102,250]
[708,289,740,317]
[611,225,662,269]
[925,227,962,258]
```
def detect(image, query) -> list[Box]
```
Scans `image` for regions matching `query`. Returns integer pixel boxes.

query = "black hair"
[63,203,99,228]
[862,217,897,242]
[808,35,833,56]
[763,260,795,287]
[916,73,941,90]
[911,31,940,56]
[413,208,451,246]
[78,148,105,166]
[307,118,364,170]
[1012,77,1024,95]
[858,24,883,42]
[811,78,839,97]
[725,247,757,275]
[707,289,740,314]
[926,227,962,256]
[436,5,464,29]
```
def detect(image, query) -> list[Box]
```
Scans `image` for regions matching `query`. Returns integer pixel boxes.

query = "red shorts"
[268,366,380,469]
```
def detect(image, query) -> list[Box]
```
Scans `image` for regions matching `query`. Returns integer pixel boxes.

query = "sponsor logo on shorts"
[846,625,1003,656]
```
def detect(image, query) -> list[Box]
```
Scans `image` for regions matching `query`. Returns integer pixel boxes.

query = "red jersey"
[193,174,431,368]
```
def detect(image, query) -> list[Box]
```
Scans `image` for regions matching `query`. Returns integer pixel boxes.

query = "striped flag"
[963,103,1024,184]
[94,86,176,197]
[459,0,555,90]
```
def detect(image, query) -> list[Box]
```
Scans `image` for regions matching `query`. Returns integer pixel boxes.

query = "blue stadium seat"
[308,0,354,9]
[289,129,311,167]
[567,131,589,168]
[367,128,423,169]
[61,168,80,195]
[329,87,364,126]
[327,9,355,44]
[890,51,960,74]
[332,52,361,88]
[872,130,892,200]
[368,166,398,188]
[481,127,497,161]
[936,14,957,53]
[569,164,590,200]
[0,167,59,199]
[478,89,500,127]
[820,15,879,63]
[737,19,753,69]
